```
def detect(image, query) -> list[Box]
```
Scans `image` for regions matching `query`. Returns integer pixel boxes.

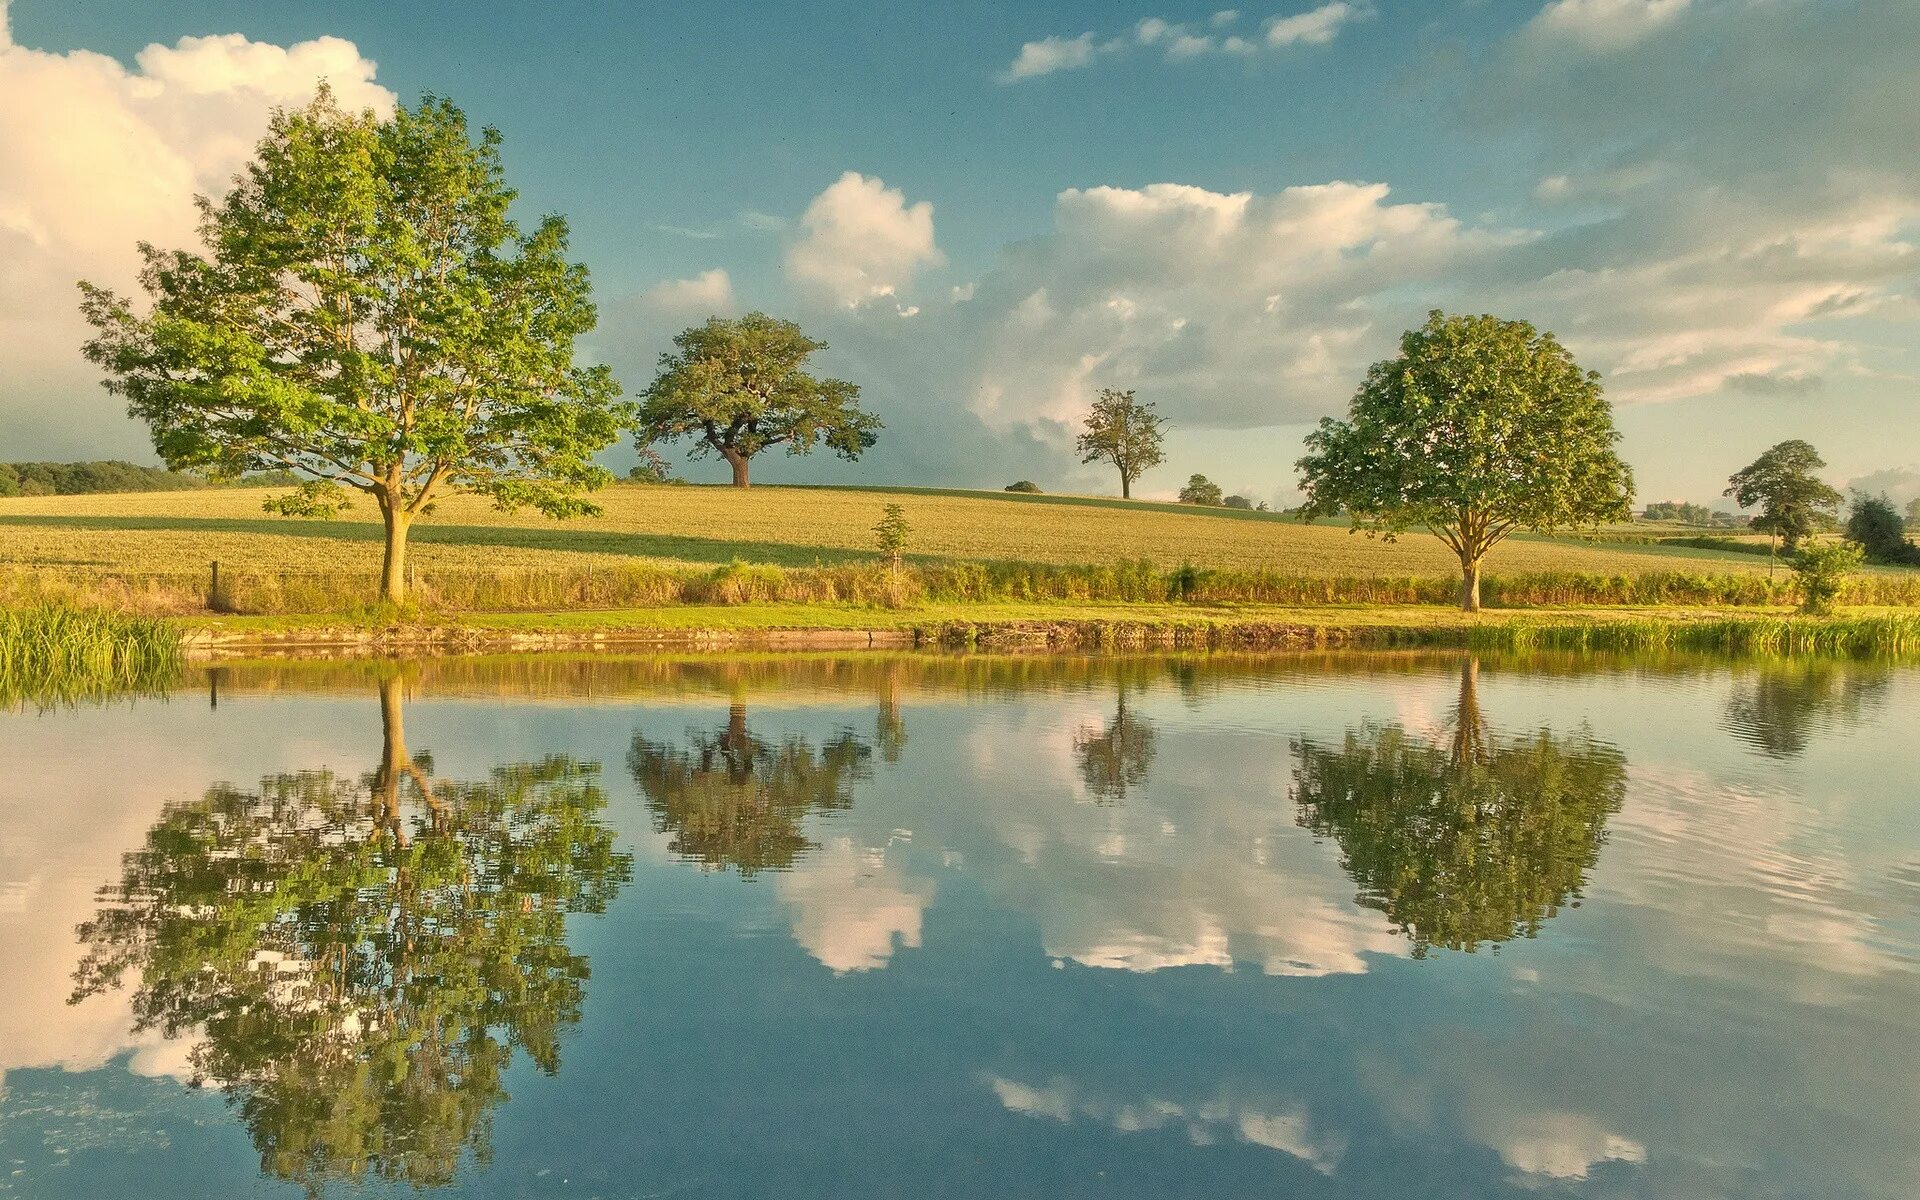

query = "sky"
[1,0,1916,507]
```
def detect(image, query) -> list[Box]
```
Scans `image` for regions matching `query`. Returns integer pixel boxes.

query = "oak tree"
[1297,311,1633,610]
[1075,388,1165,500]
[637,312,879,488]
[78,89,626,604]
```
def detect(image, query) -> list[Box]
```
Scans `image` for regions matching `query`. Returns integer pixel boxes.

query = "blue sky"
[3,0,1916,506]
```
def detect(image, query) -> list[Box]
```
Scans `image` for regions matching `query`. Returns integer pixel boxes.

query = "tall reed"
[1468,614,1920,657]
[0,606,184,706]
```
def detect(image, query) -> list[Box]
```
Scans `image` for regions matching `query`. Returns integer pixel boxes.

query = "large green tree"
[69,675,632,1194]
[1724,440,1842,553]
[1296,311,1634,610]
[1075,388,1166,500]
[637,313,879,488]
[1291,660,1627,956]
[78,89,626,603]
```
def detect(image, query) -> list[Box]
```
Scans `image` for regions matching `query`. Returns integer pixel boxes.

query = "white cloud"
[639,268,735,316]
[777,838,932,973]
[1265,2,1365,47]
[998,32,1099,82]
[784,171,944,309]
[0,3,395,456]
[997,4,1362,81]
[1529,0,1694,51]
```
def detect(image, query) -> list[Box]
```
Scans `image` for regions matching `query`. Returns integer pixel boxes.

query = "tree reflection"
[1291,660,1627,956]
[1722,661,1892,759]
[1073,690,1157,804]
[628,702,874,876]
[69,676,632,1196]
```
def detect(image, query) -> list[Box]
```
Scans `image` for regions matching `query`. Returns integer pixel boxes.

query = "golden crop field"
[0,482,1782,579]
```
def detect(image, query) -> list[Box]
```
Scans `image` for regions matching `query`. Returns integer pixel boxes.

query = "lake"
[2,651,1915,1198]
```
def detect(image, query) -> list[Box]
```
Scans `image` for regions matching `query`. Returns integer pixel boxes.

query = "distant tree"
[637,313,878,488]
[627,446,675,484]
[1791,541,1861,615]
[1845,492,1920,565]
[1724,441,1842,554]
[1178,474,1224,506]
[1222,494,1255,510]
[873,503,911,574]
[79,90,625,605]
[0,465,16,498]
[1297,311,1634,610]
[1643,500,1714,525]
[1004,480,1042,493]
[1908,497,1920,529]
[1075,388,1165,500]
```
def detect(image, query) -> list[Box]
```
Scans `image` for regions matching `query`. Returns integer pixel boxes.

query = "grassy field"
[0,481,1798,579]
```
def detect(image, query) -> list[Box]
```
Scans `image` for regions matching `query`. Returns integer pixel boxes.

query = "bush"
[1791,542,1862,615]
[1845,493,1920,565]
[1178,475,1223,506]
[1223,494,1256,510]
[1004,480,1042,493]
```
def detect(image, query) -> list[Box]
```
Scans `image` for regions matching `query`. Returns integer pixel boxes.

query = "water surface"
[3,651,1916,1198]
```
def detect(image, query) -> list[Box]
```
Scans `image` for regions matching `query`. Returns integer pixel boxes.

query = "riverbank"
[173,602,1920,658]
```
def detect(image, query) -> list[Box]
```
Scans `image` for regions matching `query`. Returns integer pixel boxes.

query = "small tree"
[78,90,626,605]
[1297,311,1634,611]
[1075,388,1165,500]
[627,446,675,484]
[1004,480,1042,493]
[1178,474,1223,506]
[637,313,878,488]
[1724,440,1842,554]
[872,503,910,575]
[1223,494,1255,510]
[1791,542,1861,615]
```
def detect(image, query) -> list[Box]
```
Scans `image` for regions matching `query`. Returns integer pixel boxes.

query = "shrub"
[1004,480,1042,493]
[1791,542,1862,615]
[1845,493,1920,565]
[873,503,911,574]
[1178,475,1223,506]
[1222,494,1254,510]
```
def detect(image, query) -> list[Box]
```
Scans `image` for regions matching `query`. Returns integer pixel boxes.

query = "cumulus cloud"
[996,3,1364,81]
[0,3,395,457]
[639,268,735,317]
[784,171,944,309]
[1528,0,1694,51]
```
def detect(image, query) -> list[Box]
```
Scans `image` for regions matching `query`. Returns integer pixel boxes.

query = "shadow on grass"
[0,514,883,568]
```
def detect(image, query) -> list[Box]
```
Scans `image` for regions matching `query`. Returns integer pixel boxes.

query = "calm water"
[2,652,1916,1198]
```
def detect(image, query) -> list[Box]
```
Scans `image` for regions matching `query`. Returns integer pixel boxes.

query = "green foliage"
[1297,311,1634,610]
[68,679,632,1192]
[0,606,182,707]
[1724,441,1843,552]
[873,502,911,571]
[1844,492,1920,565]
[1791,541,1862,614]
[1075,388,1166,499]
[1642,500,1716,524]
[627,446,676,484]
[77,88,625,603]
[262,478,354,518]
[637,312,878,487]
[1004,480,1042,493]
[0,460,206,496]
[627,705,873,876]
[1291,663,1626,955]
[1178,474,1224,506]
[1222,494,1260,510]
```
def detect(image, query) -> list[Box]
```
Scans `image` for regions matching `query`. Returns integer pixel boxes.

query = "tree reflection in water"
[1073,689,1157,804]
[1291,659,1627,957]
[628,702,875,876]
[1722,660,1892,759]
[68,675,632,1196]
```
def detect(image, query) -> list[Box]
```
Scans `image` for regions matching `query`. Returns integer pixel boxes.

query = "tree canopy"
[1291,660,1627,956]
[1075,388,1166,499]
[77,89,625,603]
[1073,690,1157,803]
[636,312,879,488]
[69,676,631,1194]
[1178,474,1224,506]
[1724,440,1842,553]
[1844,492,1920,565]
[1296,311,1634,610]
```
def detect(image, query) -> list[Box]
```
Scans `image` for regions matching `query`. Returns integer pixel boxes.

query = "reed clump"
[0,605,184,706]
[1469,614,1920,657]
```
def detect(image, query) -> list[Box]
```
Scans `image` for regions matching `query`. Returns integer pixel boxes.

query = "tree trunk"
[374,674,408,838]
[1458,554,1483,612]
[1119,469,1132,500]
[380,501,411,605]
[723,447,751,488]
